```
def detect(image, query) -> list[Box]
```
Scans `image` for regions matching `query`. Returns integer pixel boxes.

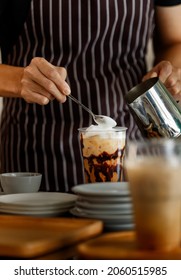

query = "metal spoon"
[68,94,117,127]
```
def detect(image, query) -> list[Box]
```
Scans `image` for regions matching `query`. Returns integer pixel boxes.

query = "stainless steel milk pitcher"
[125,77,181,138]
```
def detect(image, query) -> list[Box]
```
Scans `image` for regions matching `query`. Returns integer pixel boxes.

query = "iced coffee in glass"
[125,139,181,252]
[79,126,127,183]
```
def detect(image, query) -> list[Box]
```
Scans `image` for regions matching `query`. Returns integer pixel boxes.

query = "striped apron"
[0,0,155,192]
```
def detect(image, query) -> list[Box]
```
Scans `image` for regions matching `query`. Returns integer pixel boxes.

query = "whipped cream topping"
[86,116,117,131]
[86,124,113,131]
[94,115,117,128]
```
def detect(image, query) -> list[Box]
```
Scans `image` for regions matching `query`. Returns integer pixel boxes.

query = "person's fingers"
[21,89,50,105]
[142,61,181,98]
[21,78,57,105]
[21,58,70,103]
[163,67,181,97]
[156,61,172,83]
[21,67,60,104]
[34,58,71,96]
[167,80,181,97]
[143,61,173,83]
[142,71,158,81]
[23,66,67,102]
[56,66,67,81]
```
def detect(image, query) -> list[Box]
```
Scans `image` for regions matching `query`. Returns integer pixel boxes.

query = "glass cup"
[125,139,181,252]
[78,127,127,183]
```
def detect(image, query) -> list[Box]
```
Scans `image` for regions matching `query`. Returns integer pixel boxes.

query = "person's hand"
[20,57,71,105]
[143,61,181,102]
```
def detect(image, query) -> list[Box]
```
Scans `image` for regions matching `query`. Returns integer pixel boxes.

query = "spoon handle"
[68,94,95,118]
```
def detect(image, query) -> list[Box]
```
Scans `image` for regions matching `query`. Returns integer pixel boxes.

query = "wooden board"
[77,231,181,260]
[0,215,103,258]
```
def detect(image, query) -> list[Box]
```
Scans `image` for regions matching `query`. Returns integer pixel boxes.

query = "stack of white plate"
[71,182,134,231]
[0,192,77,217]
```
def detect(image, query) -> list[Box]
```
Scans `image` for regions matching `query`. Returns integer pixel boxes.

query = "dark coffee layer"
[83,148,125,183]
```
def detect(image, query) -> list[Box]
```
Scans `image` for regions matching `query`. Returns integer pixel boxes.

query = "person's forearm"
[154,43,181,68]
[0,64,23,97]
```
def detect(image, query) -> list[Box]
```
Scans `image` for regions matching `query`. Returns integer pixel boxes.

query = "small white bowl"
[0,172,42,194]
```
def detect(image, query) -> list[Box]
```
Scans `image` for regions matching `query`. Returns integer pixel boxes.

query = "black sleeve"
[0,0,7,17]
[155,0,181,6]
[0,0,9,48]
[0,0,31,59]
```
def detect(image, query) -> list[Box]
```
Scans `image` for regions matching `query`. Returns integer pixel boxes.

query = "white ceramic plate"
[0,192,77,207]
[75,206,133,215]
[70,207,133,223]
[72,182,130,196]
[0,205,73,216]
[0,201,75,211]
[76,199,132,211]
[77,195,132,203]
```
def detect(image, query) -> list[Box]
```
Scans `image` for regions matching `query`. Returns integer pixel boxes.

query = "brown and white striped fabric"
[0,0,155,192]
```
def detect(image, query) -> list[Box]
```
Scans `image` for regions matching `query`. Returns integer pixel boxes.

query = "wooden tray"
[77,231,181,260]
[0,215,103,258]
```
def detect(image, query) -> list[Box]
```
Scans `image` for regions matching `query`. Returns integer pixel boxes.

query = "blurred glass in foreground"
[125,139,181,251]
